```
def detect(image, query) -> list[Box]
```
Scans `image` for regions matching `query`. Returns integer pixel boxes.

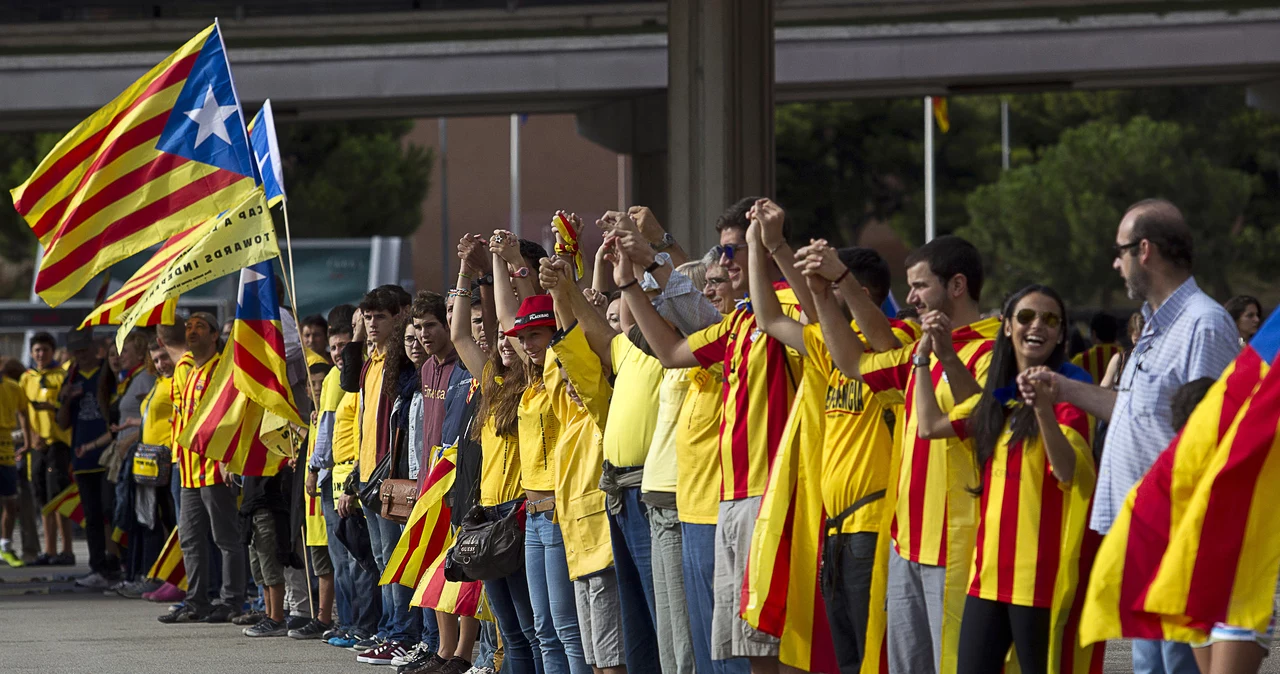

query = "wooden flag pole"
[276,200,320,418]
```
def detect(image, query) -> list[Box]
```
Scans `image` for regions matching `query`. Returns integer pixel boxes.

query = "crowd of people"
[0,196,1272,674]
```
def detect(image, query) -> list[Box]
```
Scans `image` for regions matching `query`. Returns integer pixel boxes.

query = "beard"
[1124,265,1151,302]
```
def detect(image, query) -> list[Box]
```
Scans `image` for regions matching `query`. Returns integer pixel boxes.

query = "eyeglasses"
[1014,309,1061,329]
[711,243,747,261]
[706,276,728,287]
[1113,240,1142,258]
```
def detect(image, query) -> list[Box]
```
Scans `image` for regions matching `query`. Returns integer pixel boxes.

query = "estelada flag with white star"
[247,100,287,207]
[10,20,260,307]
[231,260,303,427]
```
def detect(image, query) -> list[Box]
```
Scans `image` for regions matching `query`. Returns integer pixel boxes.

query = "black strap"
[825,489,887,535]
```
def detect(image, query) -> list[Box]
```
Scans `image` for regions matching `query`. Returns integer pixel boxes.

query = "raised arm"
[746,214,805,354]
[451,235,490,377]
[612,226,721,336]
[912,333,958,439]
[490,229,536,330]
[797,243,868,380]
[752,198,814,325]
[612,240,699,369]
[920,311,983,403]
[541,257,618,375]
[629,206,689,268]
[1029,372,1076,482]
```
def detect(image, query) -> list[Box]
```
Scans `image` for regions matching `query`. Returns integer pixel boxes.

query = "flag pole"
[277,201,320,421]
[924,96,936,242]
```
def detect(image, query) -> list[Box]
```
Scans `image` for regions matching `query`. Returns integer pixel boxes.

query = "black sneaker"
[51,552,76,566]
[322,626,346,642]
[158,605,206,624]
[436,657,473,674]
[288,618,332,640]
[201,604,242,624]
[401,653,447,674]
[243,617,288,638]
[286,615,309,630]
[30,553,53,566]
[232,610,266,626]
[350,635,381,653]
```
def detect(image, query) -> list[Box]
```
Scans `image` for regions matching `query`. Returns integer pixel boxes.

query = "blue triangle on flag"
[236,261,280,322]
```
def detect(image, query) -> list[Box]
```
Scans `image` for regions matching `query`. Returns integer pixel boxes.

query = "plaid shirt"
[1091,277,1239,533]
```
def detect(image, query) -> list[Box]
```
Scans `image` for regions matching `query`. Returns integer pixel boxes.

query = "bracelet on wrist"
[767,241,787,257]
[832,268,852,286]
[458,271,472,279]
[618,278,640,292]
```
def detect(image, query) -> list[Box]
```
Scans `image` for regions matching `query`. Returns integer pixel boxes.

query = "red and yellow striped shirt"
[860,317,999,566]
[950,395,1095,607]
[688,285,802,501]
[172,351,224,489]
[1071,343,1122,385]
[805,319,920,534]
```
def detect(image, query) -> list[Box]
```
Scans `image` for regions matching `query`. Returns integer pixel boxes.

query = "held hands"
[794,240,846,282]
[457,234,491,275]
[920,311,955,360]
[627,206,664,244]
[605,238,636,288]
[748,198,787,251]
[614,227,655,268]
[539,257,572,296]
[490,229,523,268]
[1018,367,1060,408]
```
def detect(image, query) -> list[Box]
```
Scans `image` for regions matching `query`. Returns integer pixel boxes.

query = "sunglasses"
[1113,240,1141,258]
[711,243,747,261]
[1014,309,1061,329]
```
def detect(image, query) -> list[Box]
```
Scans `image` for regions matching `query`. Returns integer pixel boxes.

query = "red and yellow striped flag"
[1071,343,1122,386]
[412,550,492,621]
[381,446,457,588]
[10,22,258,306]
[78,219,207,328]
[1081,313,1280,645]
[41,483,84,526]
[147,528,188,591]
[230,261,304,427]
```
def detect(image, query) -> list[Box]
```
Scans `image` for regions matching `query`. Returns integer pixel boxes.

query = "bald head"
[1121,199,1193,271]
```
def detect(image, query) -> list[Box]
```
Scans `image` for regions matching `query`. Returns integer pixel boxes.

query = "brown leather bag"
[379,422,417,523]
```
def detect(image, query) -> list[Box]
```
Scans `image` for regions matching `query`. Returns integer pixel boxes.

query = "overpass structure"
[3,0,1279,253]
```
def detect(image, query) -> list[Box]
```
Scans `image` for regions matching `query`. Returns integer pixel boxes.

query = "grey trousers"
[885,546,946,674]
[178,484,247,610]
[15,468,41,558]
[648,505,696,674]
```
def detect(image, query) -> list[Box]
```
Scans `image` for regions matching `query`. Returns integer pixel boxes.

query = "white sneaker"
[391,642,431,667]
[75,572,113,590]
[465,667,497,674]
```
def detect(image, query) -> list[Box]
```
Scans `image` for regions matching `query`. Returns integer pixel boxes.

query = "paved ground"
[4,541,1279,673]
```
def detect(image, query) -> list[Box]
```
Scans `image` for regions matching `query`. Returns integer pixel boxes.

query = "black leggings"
[955,595,1051,674]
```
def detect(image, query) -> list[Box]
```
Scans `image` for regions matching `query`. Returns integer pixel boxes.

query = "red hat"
[507,294,556,337]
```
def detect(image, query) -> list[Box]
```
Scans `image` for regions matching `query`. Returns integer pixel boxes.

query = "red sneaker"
[143,582,185,603]
[357,640,408,666]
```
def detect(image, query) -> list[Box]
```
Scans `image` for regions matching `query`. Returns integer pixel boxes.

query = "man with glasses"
[1022,198,1238,674]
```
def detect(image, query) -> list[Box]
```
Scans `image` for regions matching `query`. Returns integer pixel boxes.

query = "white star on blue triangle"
[155,25,258,180]
[236,261,281,322]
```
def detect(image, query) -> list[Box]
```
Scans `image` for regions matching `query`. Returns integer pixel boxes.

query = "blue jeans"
[363,499,423,645]
[609,487,659,674]
[1132,640,1199,674]
[322,478,381,635]
[484,500,543,674]
[526,509,590,674]
[683,523,749,674]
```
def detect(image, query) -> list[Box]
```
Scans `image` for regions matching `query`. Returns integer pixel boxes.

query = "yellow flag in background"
[114,187,276,351]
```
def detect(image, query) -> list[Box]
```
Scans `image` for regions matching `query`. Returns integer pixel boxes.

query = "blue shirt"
[1091,277,1239,533]
[68,367,110,474]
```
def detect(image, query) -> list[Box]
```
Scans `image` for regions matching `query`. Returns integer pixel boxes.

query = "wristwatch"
[512,267,530,279]
[476,273,494,287]
[644,252,671,275]
[911,353,931,368]
[650,232,676,252]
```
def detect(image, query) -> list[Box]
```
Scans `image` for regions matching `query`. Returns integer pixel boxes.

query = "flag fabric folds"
[248,100,287,207]
[932,97,951,133]
[231,260,303,427]
[147,528,188,591]
[41,483,84,526]
[381,445,457,589]
[412,551,492,621]
[11,22,258,306]
[1081,311,1280,645]
[78,217,210,329]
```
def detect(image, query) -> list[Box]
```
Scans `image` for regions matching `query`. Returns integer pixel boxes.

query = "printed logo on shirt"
[825,380,865,416]
[77,391,102,422]
[425,386,447,400]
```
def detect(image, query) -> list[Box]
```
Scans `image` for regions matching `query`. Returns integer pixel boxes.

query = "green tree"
[274,119,433,238]
[960,117,1255,308]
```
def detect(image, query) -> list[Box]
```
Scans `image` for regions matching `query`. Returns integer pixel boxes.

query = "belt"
[527,496,556,514]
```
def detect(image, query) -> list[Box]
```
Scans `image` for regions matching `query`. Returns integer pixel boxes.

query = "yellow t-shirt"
[358,349,386,482]
[803,321,917,534]
[0,378,27,466]
[140,377,174,447]
[675,364,724,525]
[333,391,359,465]
[518,368,561,492]
[19,367,70,446]
[602,333,664,468]
[639,368,690,495]
[477,364,523,507]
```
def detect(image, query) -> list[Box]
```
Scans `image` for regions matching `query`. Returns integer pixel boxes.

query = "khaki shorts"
[248,509,285,587]
[711,497,779,660]
[574,571,625,668]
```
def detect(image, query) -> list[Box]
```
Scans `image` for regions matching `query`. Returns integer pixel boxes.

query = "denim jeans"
[682,523,749,674]
[608,487,659,674]
[484,499,543,674]
[1132,640,1199,674]
[363,499,423,645]
[648,505,695,674]
[526,509,590,674]
[322,478,377,635]
[477,619,499,669]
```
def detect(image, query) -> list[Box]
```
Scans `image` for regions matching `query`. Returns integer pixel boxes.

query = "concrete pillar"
[575,94,669,222]
[667,0,775,258]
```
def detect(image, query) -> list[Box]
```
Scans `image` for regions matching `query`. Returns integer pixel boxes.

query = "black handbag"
[444,501,526,583]
[358,451,392,512]
[132,443,172,487]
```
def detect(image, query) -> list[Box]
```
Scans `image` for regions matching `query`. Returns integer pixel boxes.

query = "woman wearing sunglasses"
[911,284,1098,674]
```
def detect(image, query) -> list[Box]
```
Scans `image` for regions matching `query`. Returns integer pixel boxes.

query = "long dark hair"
[965,284,1069,488]
[473,340,525,441]
[382,314,413,400]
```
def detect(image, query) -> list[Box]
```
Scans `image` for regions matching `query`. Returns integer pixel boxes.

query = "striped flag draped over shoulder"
[11,22,258,306]
[1082,311,1280,645]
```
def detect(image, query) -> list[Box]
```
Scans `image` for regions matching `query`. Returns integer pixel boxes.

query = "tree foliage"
[960,117,1254,308]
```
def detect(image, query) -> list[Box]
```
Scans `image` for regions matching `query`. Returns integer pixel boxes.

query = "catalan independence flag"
[381,445,457,588]
[147,528,188,591]
[41,483,84,527]
[232,261,303,427]
[78,223,203,328]
[413,550,492,621]
[178,344,291,477]
[1082,311,1280,646]
[247,100,287,207]
[11,22,259,307]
